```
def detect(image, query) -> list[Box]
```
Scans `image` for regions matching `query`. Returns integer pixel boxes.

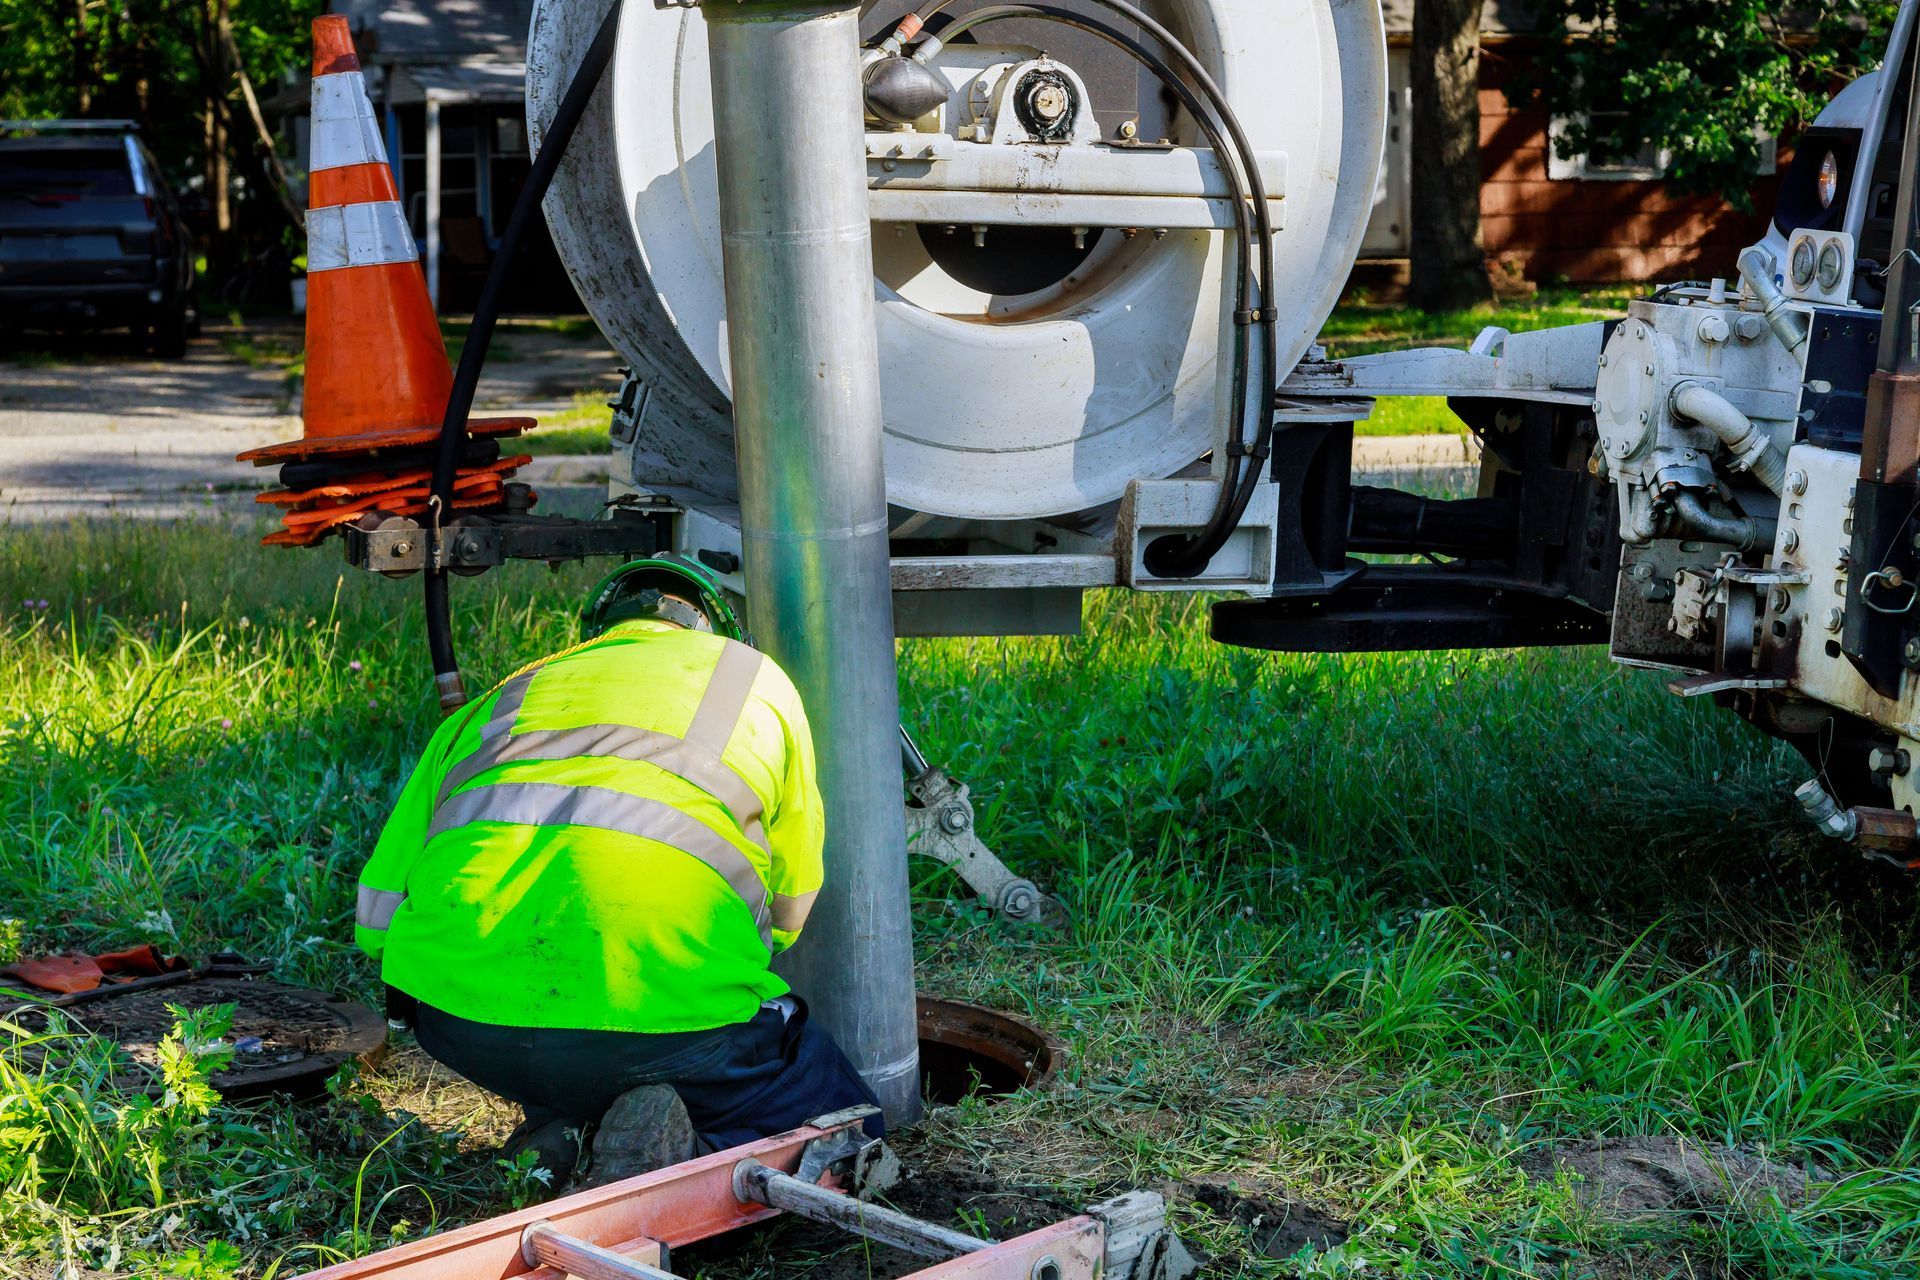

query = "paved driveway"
[0,317,622,522]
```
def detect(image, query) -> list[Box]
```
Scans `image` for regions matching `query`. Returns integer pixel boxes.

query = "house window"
[1548,114,1778,181]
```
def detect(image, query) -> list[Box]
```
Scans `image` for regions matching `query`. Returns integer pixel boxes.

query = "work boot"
[581,1086,696,1187]
[502,1110,582,1194]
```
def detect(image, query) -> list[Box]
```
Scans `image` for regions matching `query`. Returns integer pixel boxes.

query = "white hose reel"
[529,0,1387,523]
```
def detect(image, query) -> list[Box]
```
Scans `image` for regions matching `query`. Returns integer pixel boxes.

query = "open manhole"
[916,995,1063,1104]
[14,973,386,1099]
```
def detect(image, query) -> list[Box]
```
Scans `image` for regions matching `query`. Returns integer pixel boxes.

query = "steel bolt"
[1644,363,1656,375]
[1905,638,1920,668]
[1628,562,1653,581]
[1786,470,1809,496]
[1598,354,1608,367]
[1735,313,1767,341]
[1869,747,1912,776]
[939,804,970,834]
[1782,528,1800,554]
[391,540,413,558]
[1772,586,1791,613]
[1825,606,1846,632]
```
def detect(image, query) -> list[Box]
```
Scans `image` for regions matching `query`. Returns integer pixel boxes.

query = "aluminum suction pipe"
[1670,380,1787,494]
[701,0,923,1126]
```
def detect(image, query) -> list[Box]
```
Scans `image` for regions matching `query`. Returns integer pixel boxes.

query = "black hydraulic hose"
[916,4,1260,546]
[919,0,1278,577]
[1671,490,1772,553]
[422,0,623,711]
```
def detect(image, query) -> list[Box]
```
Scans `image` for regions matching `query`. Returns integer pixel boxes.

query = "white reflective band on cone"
[311,71,389,171]
[307,202,418,272]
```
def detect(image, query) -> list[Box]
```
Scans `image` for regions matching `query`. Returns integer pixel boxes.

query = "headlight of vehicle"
[1819,150,1840,209]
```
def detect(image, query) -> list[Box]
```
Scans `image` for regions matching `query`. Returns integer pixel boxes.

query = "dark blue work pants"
[411,995,883,1152]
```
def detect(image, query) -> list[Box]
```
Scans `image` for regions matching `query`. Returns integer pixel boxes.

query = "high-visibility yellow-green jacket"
[354,620,825,1034]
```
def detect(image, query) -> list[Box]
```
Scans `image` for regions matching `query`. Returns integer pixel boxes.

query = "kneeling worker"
[355,558,881,1182]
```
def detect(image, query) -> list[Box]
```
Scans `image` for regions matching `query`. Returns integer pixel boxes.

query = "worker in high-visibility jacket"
[355,557,880,1183]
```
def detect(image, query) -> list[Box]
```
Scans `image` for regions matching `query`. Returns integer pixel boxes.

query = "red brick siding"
[1477,46,1781,282]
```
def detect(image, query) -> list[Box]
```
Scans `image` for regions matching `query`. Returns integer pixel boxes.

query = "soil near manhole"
[676,1154,1076,1280]
[1524,1135,1815,1221]
[673,1146,1352,1277]
[1180,1179,1349,1259]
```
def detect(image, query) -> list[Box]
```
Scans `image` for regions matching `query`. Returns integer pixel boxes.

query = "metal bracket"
[795,1106,895,1194]
[342,505,671,576]
[902,728,1062,925]
[1086,1192,1199,1280]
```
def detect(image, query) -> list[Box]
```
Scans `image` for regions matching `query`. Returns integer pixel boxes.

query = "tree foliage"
[1513,1,1900,210]
[0,0,323,280]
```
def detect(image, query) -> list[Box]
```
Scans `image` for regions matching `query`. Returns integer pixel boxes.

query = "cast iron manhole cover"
[12,974,386,1098]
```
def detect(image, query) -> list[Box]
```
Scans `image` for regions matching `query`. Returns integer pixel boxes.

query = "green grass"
[6,503,1920,1276]
[1324,286,1638,360]
[1358,397,1467,438]
[216,311,305,375]
[522,393,617,457]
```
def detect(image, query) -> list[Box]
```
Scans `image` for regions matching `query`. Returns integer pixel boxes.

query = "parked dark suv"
[0,121,197,357]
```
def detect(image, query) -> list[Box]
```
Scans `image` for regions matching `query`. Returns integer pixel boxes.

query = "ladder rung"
[521,1223,675,1280]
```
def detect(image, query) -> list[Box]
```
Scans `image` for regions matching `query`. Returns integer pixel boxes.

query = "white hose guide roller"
[529,0,1386,522]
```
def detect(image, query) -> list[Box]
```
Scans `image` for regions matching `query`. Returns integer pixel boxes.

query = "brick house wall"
[1476,42,1783,283]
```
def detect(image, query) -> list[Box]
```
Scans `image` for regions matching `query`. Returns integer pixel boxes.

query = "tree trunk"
[219,12,304,227]
[1410,0,1491,311]
[73,0,92,114]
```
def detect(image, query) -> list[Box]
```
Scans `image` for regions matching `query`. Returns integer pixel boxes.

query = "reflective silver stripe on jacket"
[435,724,767,846]
[357,886,407,931]
[429,781,773,948]
[436,644,769,843]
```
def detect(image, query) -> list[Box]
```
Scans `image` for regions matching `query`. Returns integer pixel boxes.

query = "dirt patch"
[1181,1179,1349,1259]
[1524,1135,1814,1221]
[675,1145,1077,1280]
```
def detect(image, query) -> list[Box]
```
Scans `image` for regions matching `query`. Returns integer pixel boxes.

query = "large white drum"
[528,0,1386,521]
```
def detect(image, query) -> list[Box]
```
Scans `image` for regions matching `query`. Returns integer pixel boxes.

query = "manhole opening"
[915,995,1062,1105]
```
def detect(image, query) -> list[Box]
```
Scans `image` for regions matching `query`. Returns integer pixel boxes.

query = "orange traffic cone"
[239,15,530,466]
